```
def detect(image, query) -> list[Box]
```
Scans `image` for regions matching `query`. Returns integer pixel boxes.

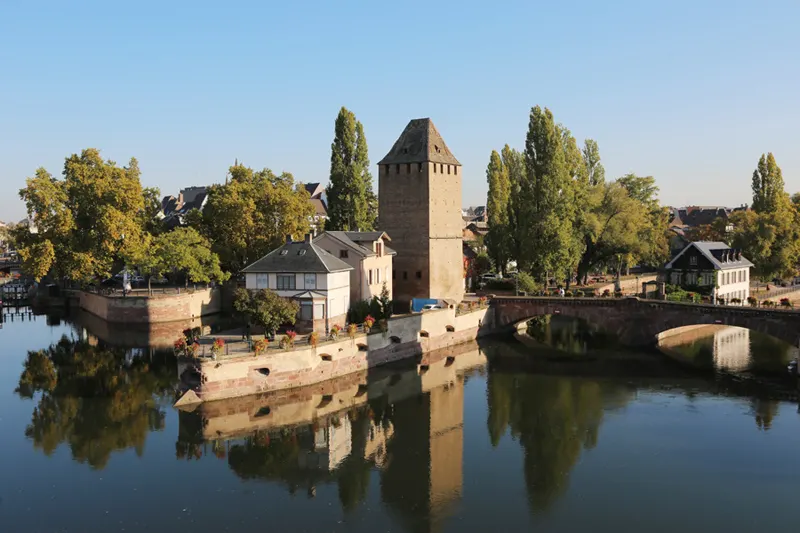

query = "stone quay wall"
[181,306,488,403]
[79,288,221,324]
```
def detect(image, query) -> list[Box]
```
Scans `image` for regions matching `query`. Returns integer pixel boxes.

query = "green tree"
[485,150,511,274]
[196,164,313,272]
[16,149,148,282]
[519,106,576,281]
[145,227,228,289]
[752,153,787,214]
[503,146,526,264]
[326,107,377,231]
[233,288,299,336]
[582,139,605,186]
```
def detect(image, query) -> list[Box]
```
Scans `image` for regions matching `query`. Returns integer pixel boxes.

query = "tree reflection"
[16,335,175,469]
[526,315,617,354]
[487,372,633,512]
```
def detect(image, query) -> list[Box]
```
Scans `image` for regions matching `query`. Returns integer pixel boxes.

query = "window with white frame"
[256,273,268,289]
[277,274,296,290]
[304,273,316,289]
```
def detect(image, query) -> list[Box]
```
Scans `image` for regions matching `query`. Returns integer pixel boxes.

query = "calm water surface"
[1,308,800,533]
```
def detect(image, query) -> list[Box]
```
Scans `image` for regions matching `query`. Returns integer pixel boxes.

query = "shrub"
[581,289,597,298]
[378,319,388,334]
[747,296,758,307]
[364,315,375,331]
[763,300,776,308]
[484,279,515,291]
[614,290,623,298]
[564,290,573,297]
[347,323,358,339]
[280,330,296,350]
[780,298,792,308]
[309,331,319,347]
[188,342,200,358]
[516,272,540,294]
[330,324,341,340]
[253,338,268,356]
[602,289,611,298]
[730,298,742,304]
[174,337,187,357]
[211,338,225,358]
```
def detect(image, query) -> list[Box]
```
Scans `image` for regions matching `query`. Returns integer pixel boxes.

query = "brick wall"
[79,288,221,324]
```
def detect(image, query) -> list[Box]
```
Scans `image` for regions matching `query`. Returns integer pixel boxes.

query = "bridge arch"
[489,297,800,348]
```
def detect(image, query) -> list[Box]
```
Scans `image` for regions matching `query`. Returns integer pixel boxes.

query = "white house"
[241,234,352,333]
[313,231,395,305]
[664,241,753,304]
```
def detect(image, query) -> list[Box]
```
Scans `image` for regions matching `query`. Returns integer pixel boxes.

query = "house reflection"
[177,342,486,530]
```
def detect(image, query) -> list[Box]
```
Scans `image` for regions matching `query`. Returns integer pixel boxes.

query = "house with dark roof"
[241,234,353,333]
[664,241,753,304]
[313,231,395,304]
[302,182,328,234]
[160,186,209,229]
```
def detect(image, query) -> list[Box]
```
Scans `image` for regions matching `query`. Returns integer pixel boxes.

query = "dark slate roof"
[242,240,353,273]
[378,118,460,166]
[316,231,396,257]
[666,241,754,271]
[305,182,324,199]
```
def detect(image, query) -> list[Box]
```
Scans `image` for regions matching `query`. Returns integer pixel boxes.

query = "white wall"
[245,270,351,317]
[717,268,750,303]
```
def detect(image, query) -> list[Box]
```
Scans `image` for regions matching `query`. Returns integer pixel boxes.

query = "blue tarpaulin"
[410,298,438,313]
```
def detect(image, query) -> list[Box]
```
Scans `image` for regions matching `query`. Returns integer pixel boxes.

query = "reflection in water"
[487,372,634,511]
[525,315,618,354]
[658,325,799,376]
[16,336,176,469]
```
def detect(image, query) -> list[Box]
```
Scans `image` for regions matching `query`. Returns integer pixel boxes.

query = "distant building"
[303,182,328,234]
[664,241,753,304]
[241,234,352,333]
[462,221,488,244]
[378,118,464,304]
[160,186,209,228]
[313,231,394,304]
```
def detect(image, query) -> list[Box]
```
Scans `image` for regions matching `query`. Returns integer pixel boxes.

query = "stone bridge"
[487,296,800,347]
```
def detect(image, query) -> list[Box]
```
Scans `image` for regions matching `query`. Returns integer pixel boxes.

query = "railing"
[751,284,800,301]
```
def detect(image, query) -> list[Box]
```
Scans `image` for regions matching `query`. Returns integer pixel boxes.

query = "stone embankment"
[77,288,221,323]
[176,306,488,404]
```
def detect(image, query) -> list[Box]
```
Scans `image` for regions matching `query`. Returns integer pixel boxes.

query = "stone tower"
[378,118,464,304]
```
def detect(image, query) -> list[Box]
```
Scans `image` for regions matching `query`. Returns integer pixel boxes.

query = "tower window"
[403,271,408,280]
[396,164,400,173]
[447,165,451,175]
[440,164,444,173]
[454,166,458,175]
[431,163,436,173]
[416,271,422,279]
[392,270,396,280]
[406,163,411,173]
[418,162,423,172]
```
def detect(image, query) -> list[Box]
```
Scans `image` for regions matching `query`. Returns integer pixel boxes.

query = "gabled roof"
[315,231,396,258]
[305,182,324,199]
[378,118,460,166]
[665,241,754,271]
[310,198,328,217]
[242,240,353,274]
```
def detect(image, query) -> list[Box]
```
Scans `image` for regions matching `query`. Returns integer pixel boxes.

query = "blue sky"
[2,0,798,222]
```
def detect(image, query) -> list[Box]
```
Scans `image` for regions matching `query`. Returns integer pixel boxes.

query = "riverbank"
[176,306,488,404]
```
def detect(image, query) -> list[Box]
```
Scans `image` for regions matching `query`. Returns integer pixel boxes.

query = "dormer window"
[376,242,383,257]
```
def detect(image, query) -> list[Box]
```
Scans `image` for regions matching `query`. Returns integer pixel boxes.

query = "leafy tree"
[752,153,787,214]
[16,149,148,282]
[233,288,299,336]
[503,146,526,264]
[485,150,511,274]
[519,106,576,281]
[145,227,228,289]
[141,186,164,235]
[685,222,727,242]
[326,107,377,231]
[582,139,605,186]
[473,253,493,278]
[516,271,540,294]
[195,164,313,272]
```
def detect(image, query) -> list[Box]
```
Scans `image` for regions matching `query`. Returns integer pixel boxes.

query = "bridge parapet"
[488,296,800,347]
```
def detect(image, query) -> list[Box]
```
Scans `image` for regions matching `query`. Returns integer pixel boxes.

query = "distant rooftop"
[378,118,460,166]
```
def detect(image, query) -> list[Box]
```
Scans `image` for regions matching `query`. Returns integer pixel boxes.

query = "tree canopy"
[233,288,299,334]
[326,107,377,231]
[485,150,512,274]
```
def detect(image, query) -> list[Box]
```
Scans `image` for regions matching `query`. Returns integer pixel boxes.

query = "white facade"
[716,267,750,304]
[245,270,350,323]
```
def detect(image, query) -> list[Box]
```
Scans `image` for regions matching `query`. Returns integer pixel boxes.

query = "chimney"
[304,233,313,244]
[285,234,293,244]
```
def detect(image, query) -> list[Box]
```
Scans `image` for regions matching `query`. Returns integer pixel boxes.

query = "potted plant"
[780,298,792,308]
[347,323,358,340]
[211,338,225,359]
[364,315,375,333]
[188,342,200,358]
[280,330,297,350]
[309,331,319,348]
[174,337,187,357]
[747,296,758,307]
[330,324,341,340]
[253,338,268,356]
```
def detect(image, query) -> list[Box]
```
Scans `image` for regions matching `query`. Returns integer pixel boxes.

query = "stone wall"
[182,306,488,403]
[79,288,221,324]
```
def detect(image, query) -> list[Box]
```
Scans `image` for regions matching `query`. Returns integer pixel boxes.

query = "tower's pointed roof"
[379,118,461,166]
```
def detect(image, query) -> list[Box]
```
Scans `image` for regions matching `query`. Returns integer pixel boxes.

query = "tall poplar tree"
[485,150,511,274]
[503,145,525,265]
[519,106,575,281]
[751,152,786,214]
[326,107,377,231]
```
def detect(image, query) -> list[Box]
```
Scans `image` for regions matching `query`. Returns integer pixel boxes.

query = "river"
[1,307,799,532]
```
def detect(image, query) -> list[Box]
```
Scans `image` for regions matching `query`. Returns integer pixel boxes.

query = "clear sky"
[2,0,798,222]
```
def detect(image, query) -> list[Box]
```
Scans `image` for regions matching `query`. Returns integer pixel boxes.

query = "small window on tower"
[384,164,390,174]
[395,164,400,173]
[432,163,436,173]
[416,271,422,279]
[392,270,396,280]
[406,163,411,173]
[403,271,408,280]
[454,166,458,175]
[447,165,451,175]
[418,163,423,172]
[440,164,444,173]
